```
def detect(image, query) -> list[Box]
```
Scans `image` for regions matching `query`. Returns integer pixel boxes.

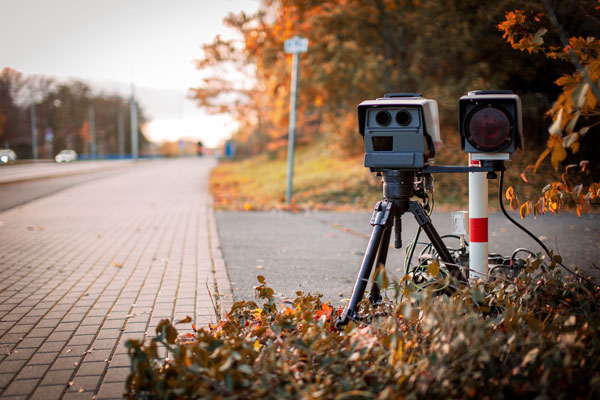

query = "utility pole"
[30,103,38,160]
[117,109,125,158]
[130,85,138,160]
[283,36,309,204]
[89,104,97,159]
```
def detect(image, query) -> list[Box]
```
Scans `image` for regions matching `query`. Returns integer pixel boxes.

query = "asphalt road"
[216,210,600,305]
[0,170,124,211]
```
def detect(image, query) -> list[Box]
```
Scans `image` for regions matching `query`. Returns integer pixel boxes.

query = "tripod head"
[379,169,433,213]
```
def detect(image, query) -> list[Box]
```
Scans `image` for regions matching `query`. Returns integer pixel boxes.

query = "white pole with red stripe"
[469,155,488,279]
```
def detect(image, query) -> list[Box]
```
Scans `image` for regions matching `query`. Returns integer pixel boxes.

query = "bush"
[126,261,600,399]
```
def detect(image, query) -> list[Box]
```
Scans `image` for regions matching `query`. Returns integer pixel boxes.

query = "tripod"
[336,170,466,327]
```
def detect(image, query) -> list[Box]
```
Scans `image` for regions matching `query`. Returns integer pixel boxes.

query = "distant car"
[0,149,16,164]
[55,149,78,163]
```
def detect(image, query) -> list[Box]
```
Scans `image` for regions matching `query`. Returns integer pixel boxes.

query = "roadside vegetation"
[210,135,569,212]
[211,140,379,211]
[126,264,600,399]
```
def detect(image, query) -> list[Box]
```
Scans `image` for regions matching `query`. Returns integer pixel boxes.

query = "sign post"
[284,36,308,204]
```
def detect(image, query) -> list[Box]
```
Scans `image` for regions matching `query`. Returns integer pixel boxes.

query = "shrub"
[126,261,600,399]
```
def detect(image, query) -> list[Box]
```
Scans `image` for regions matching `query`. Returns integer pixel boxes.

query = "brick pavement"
[0,157,232,399]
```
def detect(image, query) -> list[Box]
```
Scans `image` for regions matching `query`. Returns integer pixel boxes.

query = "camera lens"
[467,106,511,150]
[395,110,411,126]
[375,110,391,126]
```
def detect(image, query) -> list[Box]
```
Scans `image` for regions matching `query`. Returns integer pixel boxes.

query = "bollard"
[468,155,488,279]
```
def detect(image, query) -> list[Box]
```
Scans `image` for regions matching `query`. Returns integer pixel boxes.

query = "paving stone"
[54,322,79,332]
[37,341,67,353]
[76,361,107,376]
[25,327,53,338]
[7,324,34,335]
[62,392,96,400]
[51,356,82,371]
[97,381,127,399]
[103,367,129,383]
[28,351,58,365]
[107,354,130,368]
[74,325,99,336]
[0,359,27,373]
[15,364,48,379]
[40,369,74,386]
[66,374,101,393]
[15,337,42,349]
[95,329,121,340]
[4,347,36,360]
[30,384,65,400]
[67,335,95,346]
[83,349,112,363]
[0,372,15,388]
[46,331,73,342]
[3,377,39,396]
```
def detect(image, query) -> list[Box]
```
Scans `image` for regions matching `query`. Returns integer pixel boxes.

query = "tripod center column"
[382,170,415,203]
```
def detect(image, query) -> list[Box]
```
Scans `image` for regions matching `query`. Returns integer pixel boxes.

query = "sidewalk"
[0,157,231,399]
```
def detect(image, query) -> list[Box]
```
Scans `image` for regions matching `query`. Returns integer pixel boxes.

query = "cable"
[404,191,434,274]
[498,170,594,286]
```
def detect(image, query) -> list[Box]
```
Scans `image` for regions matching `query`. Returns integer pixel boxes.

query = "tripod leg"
[368,227,392,305]
[408,201,466,283]
[336,201,393,327]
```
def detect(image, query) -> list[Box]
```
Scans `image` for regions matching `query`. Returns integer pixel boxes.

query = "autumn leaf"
[314,303,333,320]
[427,260,440,277]
[533,147,552,174]
[550,142,567,170]
[506,186,515,200]
[506,186,520,210]
[520,201,531,219]
[176,316,192,324]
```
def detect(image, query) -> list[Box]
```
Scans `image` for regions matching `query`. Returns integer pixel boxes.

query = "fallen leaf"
[176,316,192,324]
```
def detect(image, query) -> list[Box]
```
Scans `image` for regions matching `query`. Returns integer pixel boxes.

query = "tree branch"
[542,0,600,102]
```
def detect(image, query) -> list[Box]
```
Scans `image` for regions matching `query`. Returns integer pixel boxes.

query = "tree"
[0,67,150,158]
[0,68,27,151]
[498,0,600,218]
[191,0,571,158]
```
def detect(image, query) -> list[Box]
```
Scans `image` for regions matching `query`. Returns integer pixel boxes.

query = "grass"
[211,140,382,211]
[210,134,587,214]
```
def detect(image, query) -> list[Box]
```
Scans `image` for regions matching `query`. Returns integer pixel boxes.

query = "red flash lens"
[467,107,511,150]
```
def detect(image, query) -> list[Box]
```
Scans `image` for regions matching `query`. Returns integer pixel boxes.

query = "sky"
[0,0,259,147]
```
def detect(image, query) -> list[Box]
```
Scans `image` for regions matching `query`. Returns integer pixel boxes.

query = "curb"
[207,196,234,319]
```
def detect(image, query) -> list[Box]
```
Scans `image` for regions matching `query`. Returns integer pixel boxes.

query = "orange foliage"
[498,5,600,218]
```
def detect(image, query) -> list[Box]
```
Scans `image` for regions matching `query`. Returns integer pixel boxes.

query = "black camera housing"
[458,90,523,158]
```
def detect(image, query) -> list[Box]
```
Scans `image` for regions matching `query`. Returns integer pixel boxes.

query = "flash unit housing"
[358,93,441,171]
[458,90,523,158]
